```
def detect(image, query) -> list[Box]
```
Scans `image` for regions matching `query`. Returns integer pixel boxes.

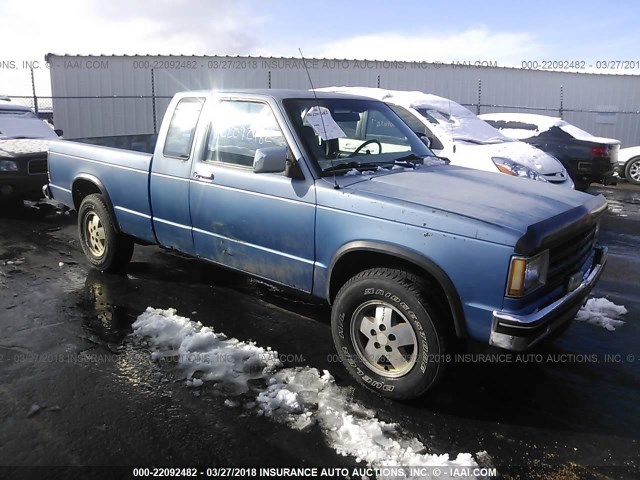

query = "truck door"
[150,96,205,252]
[189,99,316,292]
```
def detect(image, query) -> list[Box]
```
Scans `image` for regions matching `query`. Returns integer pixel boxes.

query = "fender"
[72,173,121,232]
[327,240,467,338]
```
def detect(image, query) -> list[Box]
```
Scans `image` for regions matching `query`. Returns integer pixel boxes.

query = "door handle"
[194,171,215,181]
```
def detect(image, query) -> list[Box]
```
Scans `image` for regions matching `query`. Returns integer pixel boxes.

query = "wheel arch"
[624,155,640,184]
[327,241,467,338]
[72,174,120,231]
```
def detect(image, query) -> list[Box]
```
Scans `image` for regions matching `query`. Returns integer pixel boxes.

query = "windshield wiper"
[393,153,426,166]
[323,154,437,175]
[323,161,384,174]
[453,136,504,145]
[395,153,450,167]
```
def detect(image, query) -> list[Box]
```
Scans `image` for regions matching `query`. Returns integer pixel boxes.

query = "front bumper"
[42,183,53,200]
[490,246,607,351]
[0,173,48,200]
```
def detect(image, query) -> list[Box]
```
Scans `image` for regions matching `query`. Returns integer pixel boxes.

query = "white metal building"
[46,54,640,146]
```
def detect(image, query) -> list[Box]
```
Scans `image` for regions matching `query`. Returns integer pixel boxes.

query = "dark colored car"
[0,139,51,201]
[0,101,61,202]
[480,113,619,191]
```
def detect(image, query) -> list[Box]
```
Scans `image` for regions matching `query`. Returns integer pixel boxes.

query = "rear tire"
[78,194,134,272]
[331,268,449,400]
[624,157,640,185]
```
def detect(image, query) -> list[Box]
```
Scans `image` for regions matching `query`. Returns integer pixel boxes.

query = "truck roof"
[173,89,377,102]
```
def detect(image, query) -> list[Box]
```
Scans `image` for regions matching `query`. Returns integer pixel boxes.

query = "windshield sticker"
[303,106,346,141]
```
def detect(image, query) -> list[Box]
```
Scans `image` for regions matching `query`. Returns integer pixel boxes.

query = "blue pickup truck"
[46,90,608,399]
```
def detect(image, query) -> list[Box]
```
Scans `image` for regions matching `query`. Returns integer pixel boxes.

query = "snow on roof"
[315,86,453,110]
[479,113,563,130]
[0,101,33,113]
[316,86,508,144]
[480,113,620,144]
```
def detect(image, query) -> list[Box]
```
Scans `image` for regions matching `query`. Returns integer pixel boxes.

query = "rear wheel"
[624,157,640,185]
[78,194,134,272]
[331,268,449,400]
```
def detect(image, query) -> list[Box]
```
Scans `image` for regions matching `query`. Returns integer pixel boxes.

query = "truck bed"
[47,138,156,243]
[72,134,158,154]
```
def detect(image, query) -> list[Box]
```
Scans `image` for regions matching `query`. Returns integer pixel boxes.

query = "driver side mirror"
[253,146,288,173]
[54,129,63,137]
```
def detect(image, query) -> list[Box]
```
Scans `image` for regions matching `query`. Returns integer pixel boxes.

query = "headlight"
[506,250,549,297]
[0,160,18,172]
[492,157,547,182]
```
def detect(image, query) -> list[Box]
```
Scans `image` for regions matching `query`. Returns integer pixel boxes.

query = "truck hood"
[455,140,564,174]
[0,138,50,158]
[337,165,600,244]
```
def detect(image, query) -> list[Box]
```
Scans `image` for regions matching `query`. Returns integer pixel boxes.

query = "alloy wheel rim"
[85,212,106,257]
[630,160,640,182]
[350,300,419,378]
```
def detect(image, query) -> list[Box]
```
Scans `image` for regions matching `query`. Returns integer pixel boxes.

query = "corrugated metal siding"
[48,55,640,146]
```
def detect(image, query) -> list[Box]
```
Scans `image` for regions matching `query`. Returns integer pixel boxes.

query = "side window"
[364,109,408,145]
[163,97,205,158]
[204,101,287,167]
[388,104,427,134]
[391,105,445,150]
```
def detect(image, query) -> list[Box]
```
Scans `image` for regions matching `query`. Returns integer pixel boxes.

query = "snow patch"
[576,297,627,331]
[132,307,479,477]
[132,307,282,394]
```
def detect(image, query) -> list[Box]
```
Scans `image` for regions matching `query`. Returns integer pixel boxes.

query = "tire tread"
[333,267,450,399]
[79,194,134,272]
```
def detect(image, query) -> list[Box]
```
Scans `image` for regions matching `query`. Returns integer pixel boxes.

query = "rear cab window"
[163,97,205,158]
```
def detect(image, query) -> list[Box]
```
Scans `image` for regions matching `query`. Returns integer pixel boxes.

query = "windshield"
[0,115,59,140]
[283,98,435,175]
[414,101,511,145]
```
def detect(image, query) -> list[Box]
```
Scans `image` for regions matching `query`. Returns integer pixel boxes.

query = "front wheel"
[624,157,640,185]
[331,268,449,400]
[78,194,134,272]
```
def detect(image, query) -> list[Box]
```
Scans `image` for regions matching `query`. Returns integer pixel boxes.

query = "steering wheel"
[348,139,382,157]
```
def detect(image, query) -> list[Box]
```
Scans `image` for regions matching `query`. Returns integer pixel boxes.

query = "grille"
[28,158,47,175]
[546,224,597,289]
[541,172,568,184]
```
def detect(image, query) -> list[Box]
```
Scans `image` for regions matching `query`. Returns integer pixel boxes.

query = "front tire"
[624,157,640,185]
[78,194,134,272]
[331,268,449,400]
